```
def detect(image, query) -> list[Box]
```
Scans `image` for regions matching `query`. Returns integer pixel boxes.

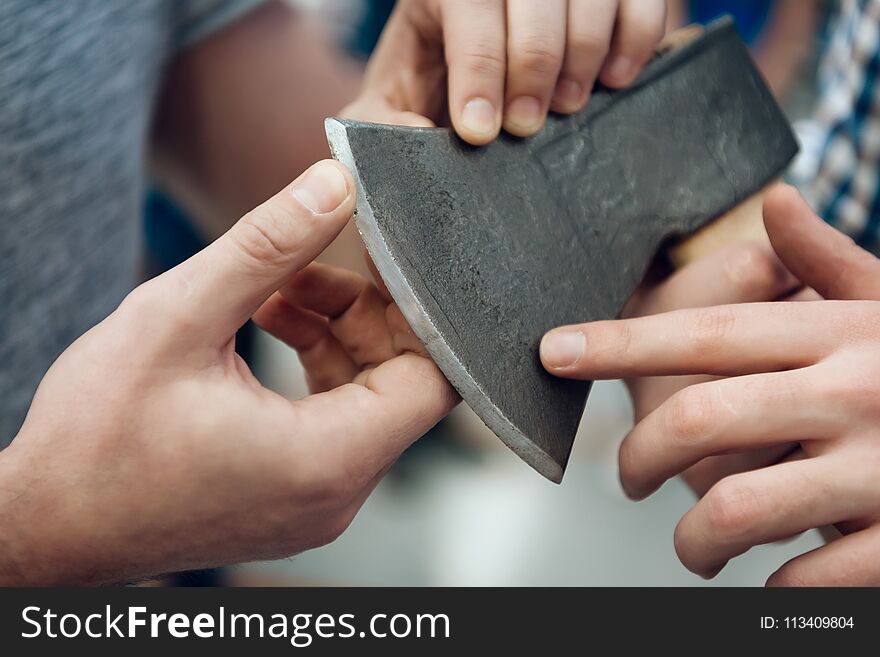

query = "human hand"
[541,185,880,585]
[0,161,457,585]
[343,0,666,143]
[619,232,803,496]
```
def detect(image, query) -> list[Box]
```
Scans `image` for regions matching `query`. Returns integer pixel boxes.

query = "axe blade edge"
[325,118,565,483]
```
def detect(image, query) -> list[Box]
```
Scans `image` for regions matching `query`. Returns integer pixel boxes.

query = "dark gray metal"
[326,18,798,483]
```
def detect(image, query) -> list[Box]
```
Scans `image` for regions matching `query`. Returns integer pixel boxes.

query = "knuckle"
[567,32,610,62]
[688,307,736,356]
[458,46,506,77]
[724,244,789,297]
[512,35,563,74]
[232,205,302,270]
[822,354,880,414]
[117,281,160,318]
[819,366,859,406]
[116,279,196,339]
[703,477,761,542]
[664,387,717,447]
[295,469,351,512]
[620,15,666,52]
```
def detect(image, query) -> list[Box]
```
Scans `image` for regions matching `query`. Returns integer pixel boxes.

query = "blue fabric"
[349,0,396,58]
[144,190,205,271]
[688,0,773,45]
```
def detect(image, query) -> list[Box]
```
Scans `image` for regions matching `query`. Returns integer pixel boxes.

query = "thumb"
[170,160,355,345]
[763,184,880,300]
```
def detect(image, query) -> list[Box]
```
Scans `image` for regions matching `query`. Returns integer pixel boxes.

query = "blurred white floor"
[241,329,823,586]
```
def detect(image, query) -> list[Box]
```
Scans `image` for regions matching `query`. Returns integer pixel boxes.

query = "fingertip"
[540,329,586,373]
[340,96,436,129]
[503,95,546,137]
[629,485,655,502]
[455,97,501,145]
[618,472,655,502]
[618,478,643,502]
[551,79,589,114]
[290,159,355,217]
[700,564,724,580]
[763,182,802,216]
[386,304,425,356]
[600,0,666,88]
[329,159,357,206]
[456,130,499,146]
[599,55,637,88]
[251,292,285,330]
[391,111,437,129]
[762,183,829,252]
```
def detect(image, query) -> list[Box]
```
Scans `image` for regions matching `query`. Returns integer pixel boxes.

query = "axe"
[326,17,798,483]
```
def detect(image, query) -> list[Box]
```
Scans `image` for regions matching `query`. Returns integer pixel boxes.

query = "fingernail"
[552,80,584,111]
[540,330,585,369]
[505,96,543,134]
[604,55,634,85]
[460,97,498,136]
[291,162,349,214]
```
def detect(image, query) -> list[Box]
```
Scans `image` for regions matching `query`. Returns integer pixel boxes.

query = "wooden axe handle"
[668,186,772,267]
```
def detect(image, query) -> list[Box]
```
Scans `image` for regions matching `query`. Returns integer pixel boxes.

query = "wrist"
[0,438,112,586]
[0,442,33,585]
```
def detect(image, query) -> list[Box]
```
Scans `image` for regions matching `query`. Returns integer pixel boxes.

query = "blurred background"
[144,0,834,586]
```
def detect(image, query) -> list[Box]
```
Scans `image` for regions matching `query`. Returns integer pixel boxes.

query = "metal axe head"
[326,17,798,483]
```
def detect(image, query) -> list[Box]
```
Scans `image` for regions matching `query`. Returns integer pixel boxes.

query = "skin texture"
[152,0,667,232]
[620,234,806,497]
[151,1,364,238]
[0,162,457,585]
[343,0,667,143]
[0,1,665,584]
[542,185,880,585]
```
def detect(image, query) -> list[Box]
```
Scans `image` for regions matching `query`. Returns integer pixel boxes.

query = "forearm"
[150,0,363,238]
[0,433,215,587]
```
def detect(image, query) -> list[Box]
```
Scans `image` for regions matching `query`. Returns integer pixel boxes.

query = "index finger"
[442,0,506,144]
[540,301,855,379]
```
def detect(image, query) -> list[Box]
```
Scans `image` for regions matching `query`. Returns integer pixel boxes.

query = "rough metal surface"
[327,18,798,483]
